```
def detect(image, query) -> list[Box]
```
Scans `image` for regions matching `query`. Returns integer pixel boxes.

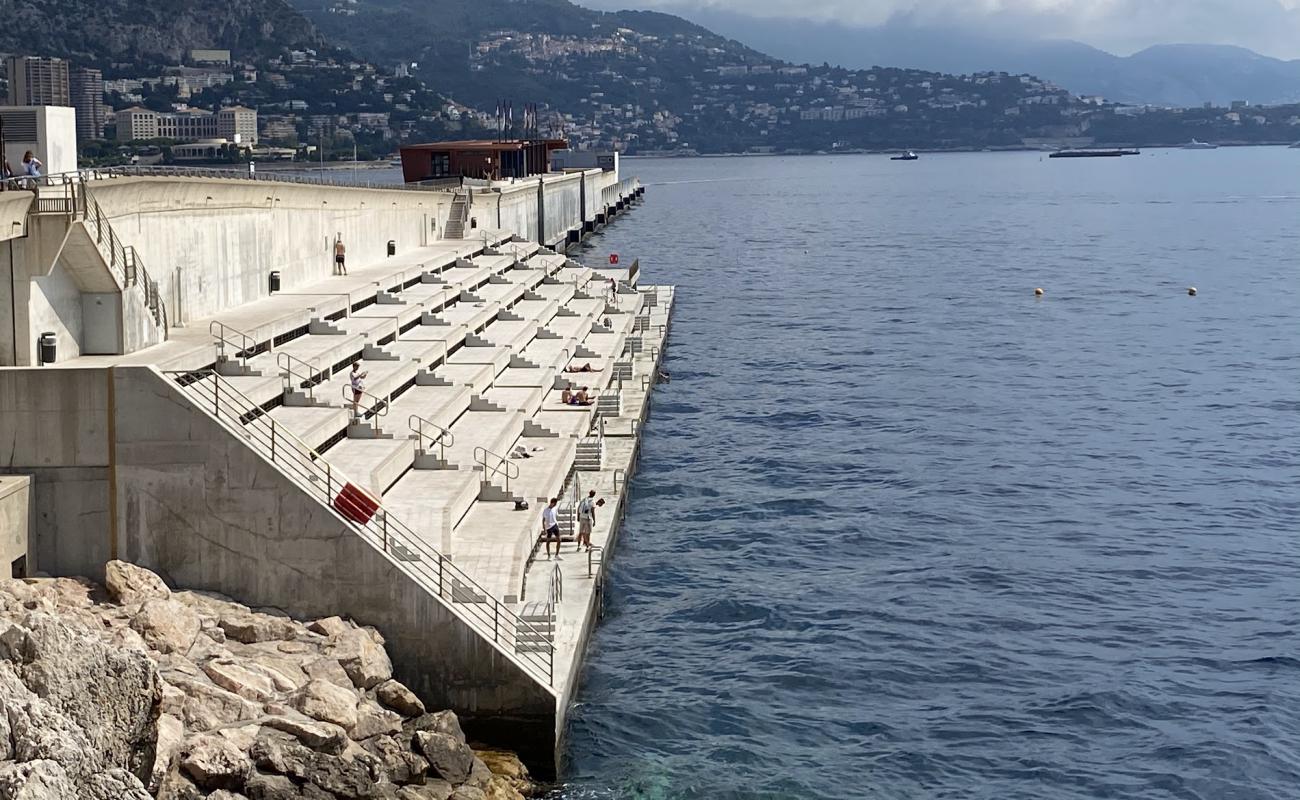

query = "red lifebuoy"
[609,253,619,265]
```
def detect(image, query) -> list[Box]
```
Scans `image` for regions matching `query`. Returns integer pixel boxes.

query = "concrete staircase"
[443,192,469,240]
[166,244,650,685]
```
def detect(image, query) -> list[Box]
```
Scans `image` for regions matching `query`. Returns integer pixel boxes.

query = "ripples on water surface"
[555,150,1300,799]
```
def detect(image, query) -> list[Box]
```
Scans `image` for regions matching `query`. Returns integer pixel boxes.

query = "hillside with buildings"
[6,0,1300,163]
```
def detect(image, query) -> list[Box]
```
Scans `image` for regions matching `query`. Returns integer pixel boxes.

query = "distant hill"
[0,0,324,70]
[287,0,762,108]
[678,11,1300,107]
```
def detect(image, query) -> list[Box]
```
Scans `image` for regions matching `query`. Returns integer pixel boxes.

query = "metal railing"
[474,446,519,495]
[409,414,454,462]
[343,385,390,419]
[33,165,455,193]
[587,545,604,579]
[549,563,563,606]
[278,352,328,400]
[34,181,168,332]
[210,321,258,368]
[169,368,555,685]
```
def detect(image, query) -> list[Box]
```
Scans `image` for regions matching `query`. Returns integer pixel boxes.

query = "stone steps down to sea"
[0,560,533,800]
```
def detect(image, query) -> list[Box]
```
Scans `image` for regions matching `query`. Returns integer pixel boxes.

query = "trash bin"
[38,332,56,366]
[387,240,396,257]
[269,270,281,294]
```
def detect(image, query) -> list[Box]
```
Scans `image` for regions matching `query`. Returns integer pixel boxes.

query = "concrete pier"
[0,166,661,775]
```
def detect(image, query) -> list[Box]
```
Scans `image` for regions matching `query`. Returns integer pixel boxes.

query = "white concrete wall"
[29,260,84,362]
[0,476,32,576]
[108,367,557,757]
[88,178,452,324]
[0,369,111,577]
[485,181,541,243]
[542,174,582,246]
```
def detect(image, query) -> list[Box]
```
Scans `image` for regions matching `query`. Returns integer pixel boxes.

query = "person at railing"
[334,234,348,276]
[542,498,563,561]
[22,151,42,179]
[349,362,368,414]
[576,490,605,553]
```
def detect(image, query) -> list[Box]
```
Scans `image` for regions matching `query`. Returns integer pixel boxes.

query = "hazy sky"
[583,0,1300,58]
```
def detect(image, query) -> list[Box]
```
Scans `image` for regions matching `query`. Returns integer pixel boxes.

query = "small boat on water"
[1048,148,1140,159]
[1182,139,1218,150]
[891,151,919,161]
[1290,142,1300,149]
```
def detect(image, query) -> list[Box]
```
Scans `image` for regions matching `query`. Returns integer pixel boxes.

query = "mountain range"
[674,11,1300,108]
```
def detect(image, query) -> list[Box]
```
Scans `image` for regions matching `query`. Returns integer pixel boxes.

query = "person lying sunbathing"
[565,363,599,373]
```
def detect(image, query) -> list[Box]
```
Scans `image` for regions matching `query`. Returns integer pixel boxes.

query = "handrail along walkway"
[167,368,557,686]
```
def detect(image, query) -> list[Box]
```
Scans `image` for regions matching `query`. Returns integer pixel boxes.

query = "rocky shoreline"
[0,561,534,800]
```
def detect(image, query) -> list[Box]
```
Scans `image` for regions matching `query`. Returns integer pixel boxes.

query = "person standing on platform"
[542,498,562,560]
[334,234,347,275]
[576,490,605,552]
[349,362,368,415]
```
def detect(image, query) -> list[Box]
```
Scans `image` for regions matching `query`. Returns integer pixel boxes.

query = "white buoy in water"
[1188,287,1198,296]
[1034,287,1044,297]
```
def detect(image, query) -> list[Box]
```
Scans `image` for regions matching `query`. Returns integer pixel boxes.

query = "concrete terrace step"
[323,436,416,496]
[444,410,527,469]
[241,332,367,380]
[519,338,581,374]
[483,385,547,417]
[449,502,538,601]
[437,302,501,336]
[512,437,579,507]
[432,363,497,394]
[265,405,351,452]
[386,383,473,437]
[383,468,481,554]
[448,344,512,375]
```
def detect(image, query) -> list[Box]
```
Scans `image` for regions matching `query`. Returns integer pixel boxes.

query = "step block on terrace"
[596,392,622,417]
[383,467,480,554]
[324,436,416,496]
[575,438,604,471]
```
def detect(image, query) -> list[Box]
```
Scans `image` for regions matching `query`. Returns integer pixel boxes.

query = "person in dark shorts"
[542,498,562,560]
[334,235,347,275]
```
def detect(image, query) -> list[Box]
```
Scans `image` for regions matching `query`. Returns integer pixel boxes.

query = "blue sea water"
[554,150,1300,799]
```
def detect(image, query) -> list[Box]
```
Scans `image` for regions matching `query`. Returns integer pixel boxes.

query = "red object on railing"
[334,482,379,525]
[609,253,619,265]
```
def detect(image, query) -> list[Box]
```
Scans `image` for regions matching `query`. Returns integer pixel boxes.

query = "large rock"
[203,659,276,702]
[219,613,297,645]
[131,599,201,655]
[303,657,353,689]
[149,713,185,792]
[416,732,475,784]
[292,679,359,731]
[397,784,454,800]
[172,677,261,731]
[244,771,301,800]
[363,737,428,786]
[180,734,252,791]
[375,680,425,717]
[0,759,78,800]
[104,561,171,604]
[332,629,393,690]
[307,616,351,638]
[262,714,347,752]
[0,610,160,784]
[351,704,404,740]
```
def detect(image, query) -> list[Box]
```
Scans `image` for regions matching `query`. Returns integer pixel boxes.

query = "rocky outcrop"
[0,562,534,800]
